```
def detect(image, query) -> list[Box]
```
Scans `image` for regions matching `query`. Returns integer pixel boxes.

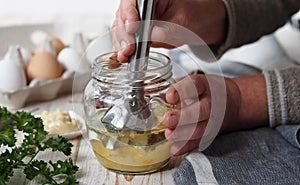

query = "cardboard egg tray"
[0,23,106,109]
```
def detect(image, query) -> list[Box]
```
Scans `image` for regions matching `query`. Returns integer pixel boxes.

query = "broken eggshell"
[34,38,57,56]
[4,45,31,67]
[0,47,27,92]
[33,33,65,56]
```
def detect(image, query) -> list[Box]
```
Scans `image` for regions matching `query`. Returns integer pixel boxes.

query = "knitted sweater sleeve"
[222,0,300,52]
[189,0,300,61]
[263,66,300,127]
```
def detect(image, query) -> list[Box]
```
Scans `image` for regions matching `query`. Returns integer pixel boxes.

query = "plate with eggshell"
[38,109,86,140]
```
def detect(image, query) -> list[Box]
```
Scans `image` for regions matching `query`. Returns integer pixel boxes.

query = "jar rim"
[93,51,171,73]
[92,51,173,87]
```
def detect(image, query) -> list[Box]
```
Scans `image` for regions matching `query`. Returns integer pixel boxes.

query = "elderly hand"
[163,74,268,156]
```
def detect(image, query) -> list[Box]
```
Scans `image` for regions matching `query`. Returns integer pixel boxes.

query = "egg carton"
[0,24,90,109]
[0,71,90,109]
[0,19,114,110]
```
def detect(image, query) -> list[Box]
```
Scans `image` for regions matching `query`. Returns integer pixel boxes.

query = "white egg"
[0,59,27,92]
[58,48,89,73]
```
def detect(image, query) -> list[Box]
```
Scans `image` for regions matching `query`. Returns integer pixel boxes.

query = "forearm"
[233,75,269,129]
[222,66,300,133]
[220,75,268,133]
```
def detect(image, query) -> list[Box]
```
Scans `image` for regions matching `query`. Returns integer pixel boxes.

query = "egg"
[57,48,81,72]
[58,47,90,73]
[27,52,64,81]
[34,36,65,56]
[57,32,90,73]
[51,36,65,54]
[0,58,27,92]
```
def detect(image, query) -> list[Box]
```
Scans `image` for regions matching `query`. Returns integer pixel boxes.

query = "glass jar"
[83,51,174,174]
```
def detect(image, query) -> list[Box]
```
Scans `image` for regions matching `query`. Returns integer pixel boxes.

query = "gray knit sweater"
[222,0,300,127]
[222,0,300,50]
[189,1,300,127]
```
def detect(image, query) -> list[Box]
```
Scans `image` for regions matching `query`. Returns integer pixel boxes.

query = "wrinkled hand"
[112,0,227,62]
[163,74,241,156]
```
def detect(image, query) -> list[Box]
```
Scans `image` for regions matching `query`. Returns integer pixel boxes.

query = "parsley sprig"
[0,107,79,185]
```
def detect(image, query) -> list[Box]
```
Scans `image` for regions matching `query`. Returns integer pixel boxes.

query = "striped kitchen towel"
[173,126,300,185]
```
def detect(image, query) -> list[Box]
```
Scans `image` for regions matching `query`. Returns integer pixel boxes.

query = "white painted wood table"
[6,93,184,185]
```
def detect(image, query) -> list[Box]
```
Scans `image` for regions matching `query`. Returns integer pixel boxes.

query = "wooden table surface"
[6,93,184,185]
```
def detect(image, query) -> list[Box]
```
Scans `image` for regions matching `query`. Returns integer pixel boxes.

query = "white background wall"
[0,0,120,54]
[0,0,119,25]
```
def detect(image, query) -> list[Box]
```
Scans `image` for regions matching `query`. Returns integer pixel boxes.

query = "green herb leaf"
[0,125,15,147]
[0,107,79,185]
[42,136,73,155]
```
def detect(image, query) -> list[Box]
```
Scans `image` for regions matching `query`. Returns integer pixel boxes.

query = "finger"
[151,21,206,47]
[166,75,207,104]
[170,140,201,156]
[150,24,185,48]
[164,98,211,128]
[151,26,176,48]
[117,42,135,63]
[165,120,207,141]
[107,54,122,69]
[111,22,136,63]
[119,0,139,34]
[151,25,167,43]
[119,0,138,32]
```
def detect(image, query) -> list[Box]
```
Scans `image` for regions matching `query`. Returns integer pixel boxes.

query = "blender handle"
[128,0,157,72]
